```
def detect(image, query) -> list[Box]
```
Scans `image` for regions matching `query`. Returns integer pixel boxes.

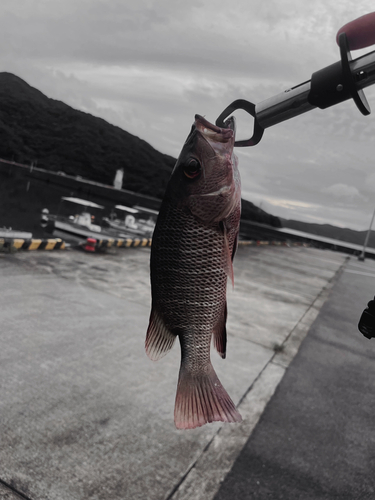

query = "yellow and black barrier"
[83,237,153,251]
[81,238,307,252]
[0,238,66,251]
[238,240,308,247]
[98,237,152,249]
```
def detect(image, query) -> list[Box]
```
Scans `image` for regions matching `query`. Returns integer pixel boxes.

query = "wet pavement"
[214,256,375,500]
[0,245,347,500]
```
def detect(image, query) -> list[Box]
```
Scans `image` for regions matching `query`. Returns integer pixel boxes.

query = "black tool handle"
[217,12,375,146]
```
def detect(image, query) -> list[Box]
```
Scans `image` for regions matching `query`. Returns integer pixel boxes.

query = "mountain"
[242,199,281,227]
[0,72,281,231]
[9,73,375,244]
[0,72,175,199]
[281,218,372,248]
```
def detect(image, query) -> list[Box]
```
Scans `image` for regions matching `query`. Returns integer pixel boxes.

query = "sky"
[1,0,375,230]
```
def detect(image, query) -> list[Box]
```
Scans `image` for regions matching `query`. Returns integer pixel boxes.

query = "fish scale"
[146,114,242,429]
[152,207,226,328]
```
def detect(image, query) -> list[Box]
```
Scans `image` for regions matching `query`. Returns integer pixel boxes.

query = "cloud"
[321,183,361,199]
[364,173,375,191]
[0,0,375,229]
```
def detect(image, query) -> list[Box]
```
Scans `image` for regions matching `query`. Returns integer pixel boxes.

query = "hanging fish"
[146,114,242,429]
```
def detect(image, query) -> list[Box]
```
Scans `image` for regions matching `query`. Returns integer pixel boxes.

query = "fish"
[145,114,242,429]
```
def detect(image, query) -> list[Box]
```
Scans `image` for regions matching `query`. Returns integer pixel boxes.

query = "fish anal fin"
[174,362,242,429]
[145,307,177,361]
[213,302,227,359]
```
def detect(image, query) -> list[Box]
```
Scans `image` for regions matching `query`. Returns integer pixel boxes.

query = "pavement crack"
[0,478,33,500]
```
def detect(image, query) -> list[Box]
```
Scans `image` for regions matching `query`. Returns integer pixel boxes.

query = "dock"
[0,245,349,499]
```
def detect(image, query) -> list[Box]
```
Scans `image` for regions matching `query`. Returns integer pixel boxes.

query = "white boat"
[102,204,157,237]
[0,227,33,239]
[41,197,157,243]
[41,197,115,241]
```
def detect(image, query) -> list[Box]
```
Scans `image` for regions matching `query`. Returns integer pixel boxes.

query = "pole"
[358,207,375,261]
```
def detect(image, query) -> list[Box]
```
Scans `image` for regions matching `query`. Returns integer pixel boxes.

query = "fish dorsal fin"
[145,307,177,361]
[213,302,227,358]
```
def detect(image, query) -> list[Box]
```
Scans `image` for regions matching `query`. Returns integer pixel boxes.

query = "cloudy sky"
[1,0,375,230]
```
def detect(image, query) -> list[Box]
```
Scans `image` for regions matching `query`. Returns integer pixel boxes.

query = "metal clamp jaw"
[215,99,264,147]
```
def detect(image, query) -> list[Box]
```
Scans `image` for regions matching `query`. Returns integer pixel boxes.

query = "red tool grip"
[337,12,375,50]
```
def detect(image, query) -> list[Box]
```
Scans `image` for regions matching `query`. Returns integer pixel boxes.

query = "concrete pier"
[0,245,346,500]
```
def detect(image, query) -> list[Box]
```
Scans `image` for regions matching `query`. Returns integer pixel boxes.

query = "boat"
[102,205,157,237]
[41,197,111,241]
[0,227,33,239]
[41,197,157,244]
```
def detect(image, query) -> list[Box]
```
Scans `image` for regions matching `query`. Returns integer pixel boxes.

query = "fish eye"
[183,158,201,179]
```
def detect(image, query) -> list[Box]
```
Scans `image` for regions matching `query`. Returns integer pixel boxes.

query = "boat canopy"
[133,205,159,215]
[114,205,139,213]
[61,197,104,209]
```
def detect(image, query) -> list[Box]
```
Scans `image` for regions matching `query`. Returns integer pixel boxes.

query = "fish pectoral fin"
[231,230,239,262]
[213,302,227,359]
[145,307,177,361]
[174,362,242,429]
[220,221,234,287]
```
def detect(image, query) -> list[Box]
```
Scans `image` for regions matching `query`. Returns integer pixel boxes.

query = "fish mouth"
[194,114,235,143]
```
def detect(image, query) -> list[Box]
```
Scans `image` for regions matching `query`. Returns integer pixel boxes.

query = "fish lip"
[194,114,235,142]
[223,116,236,132]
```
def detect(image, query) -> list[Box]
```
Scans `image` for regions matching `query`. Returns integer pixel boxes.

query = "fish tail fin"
[174,362,242,429]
